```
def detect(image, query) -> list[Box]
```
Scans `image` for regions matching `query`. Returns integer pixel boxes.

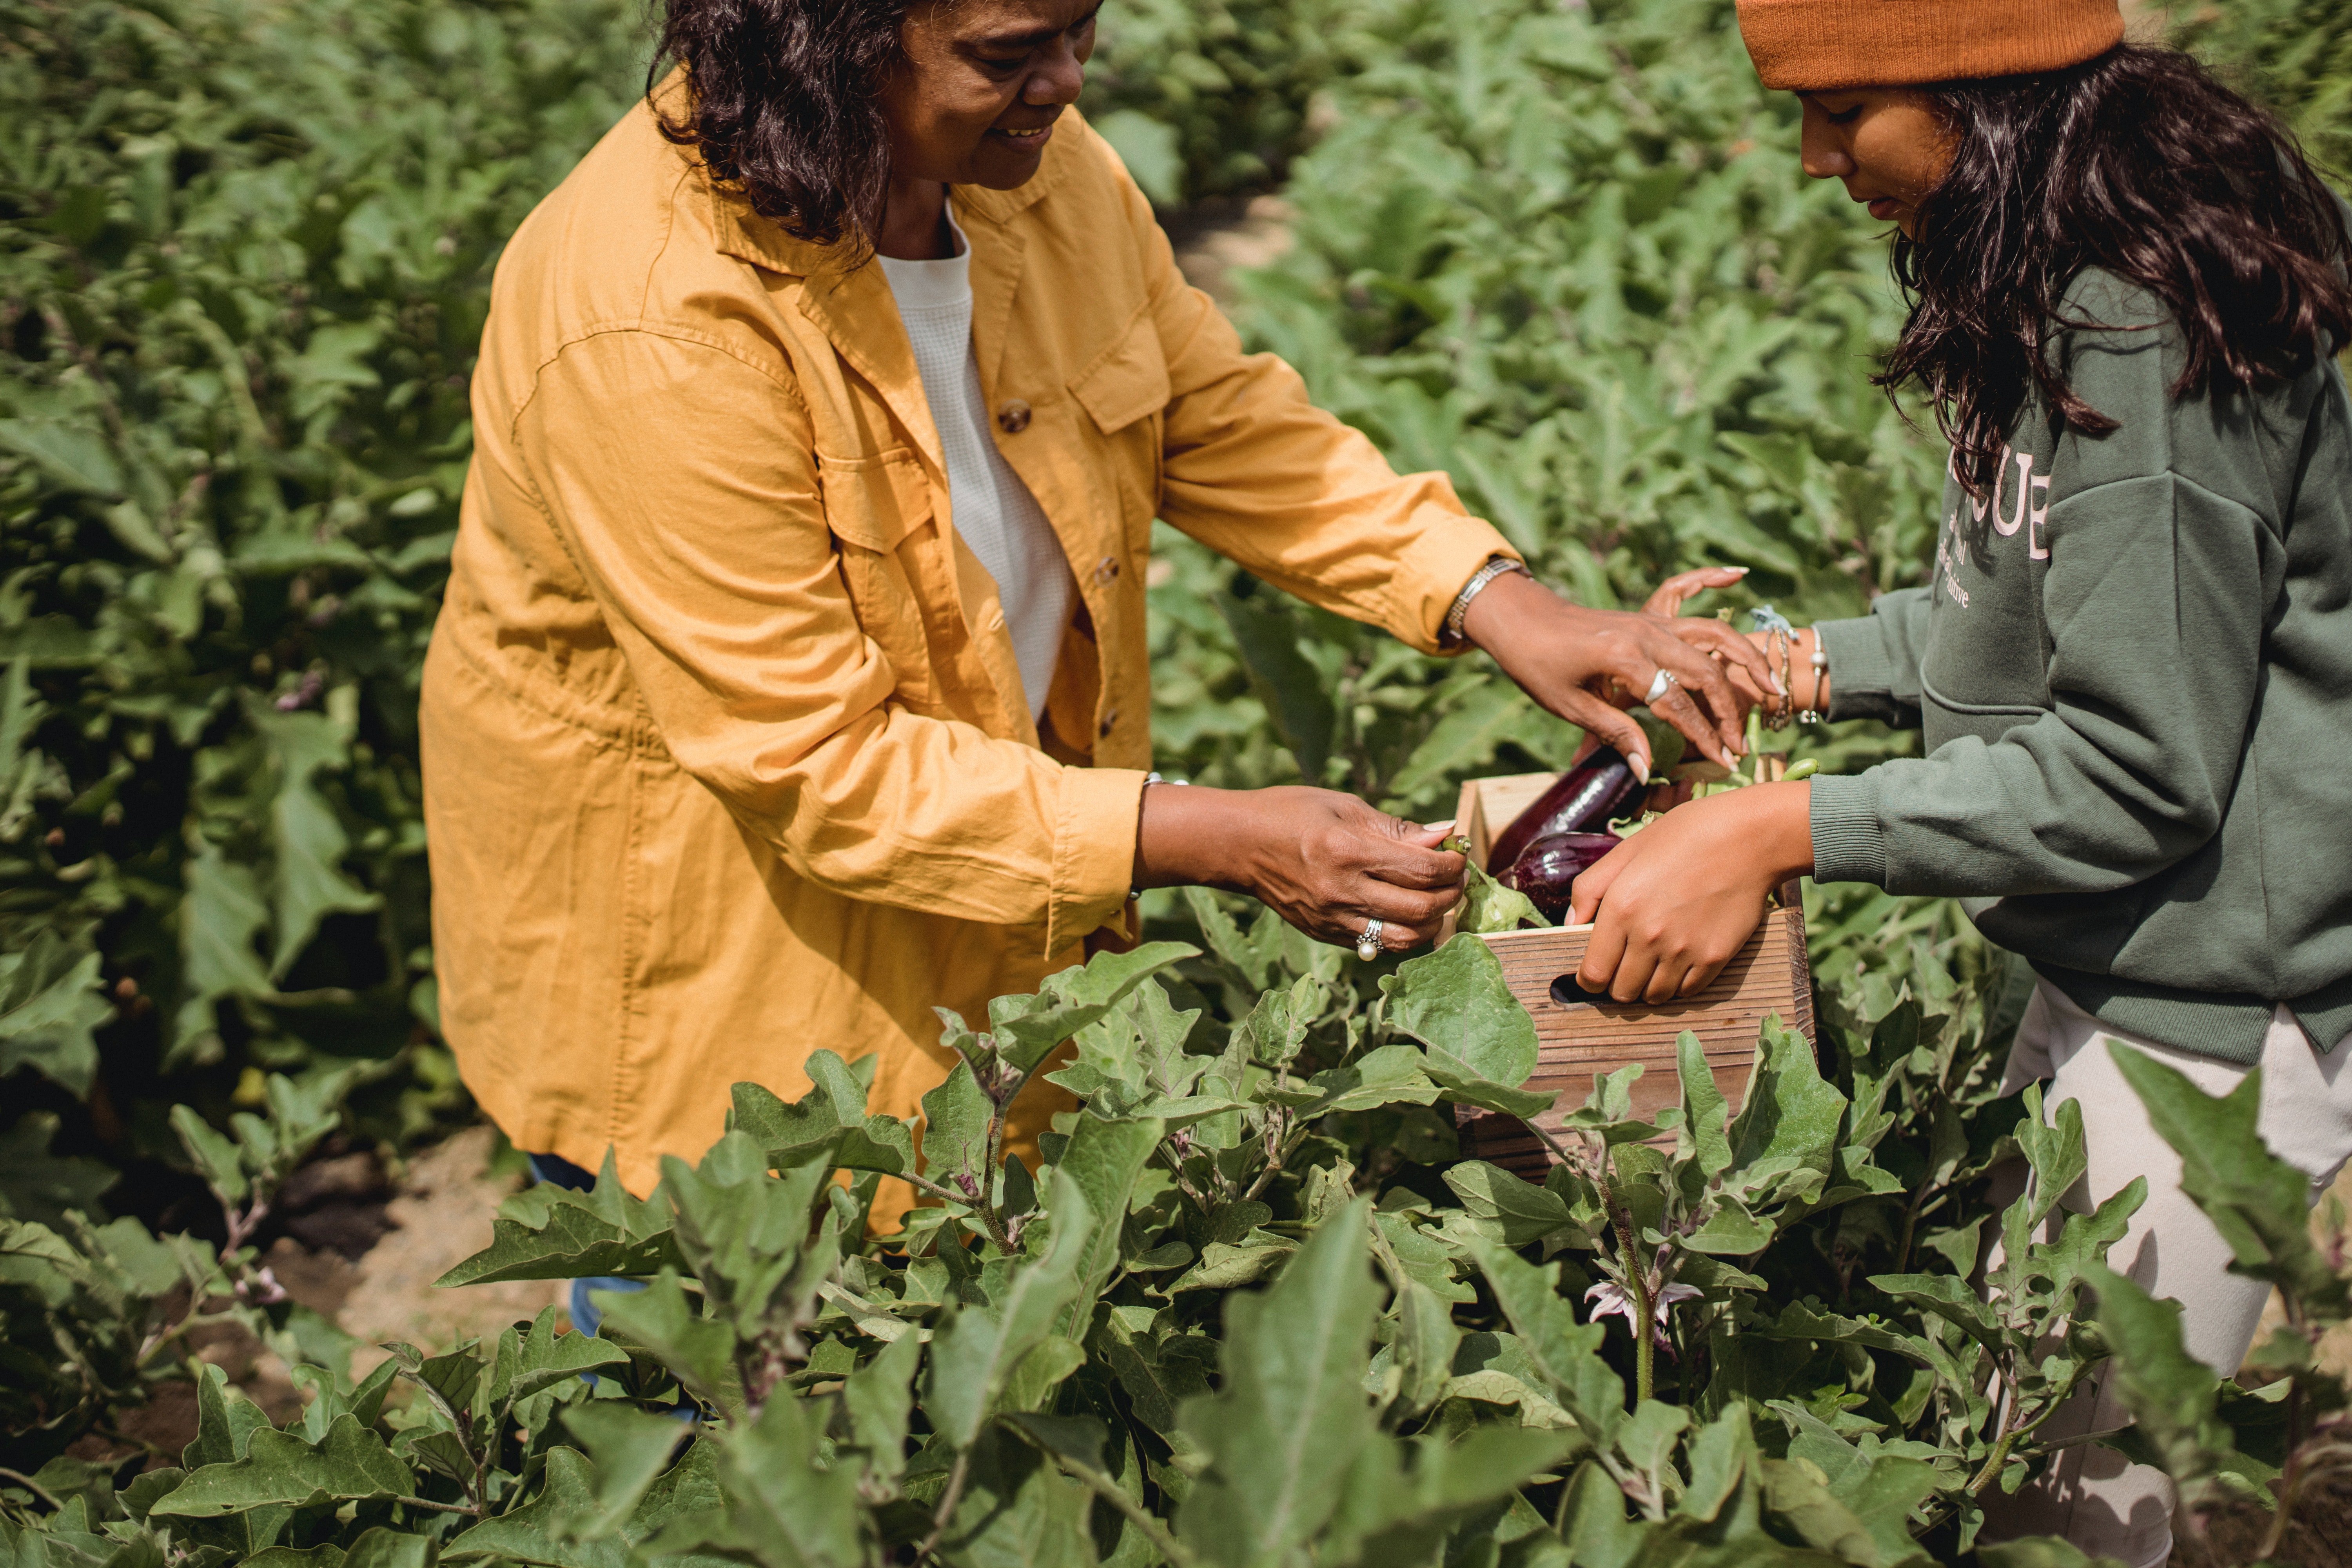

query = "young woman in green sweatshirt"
[1569,4,2352,1563]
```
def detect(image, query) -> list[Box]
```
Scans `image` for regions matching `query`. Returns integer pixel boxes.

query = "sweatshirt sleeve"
[1808,306,2276,895]
[1815,588,1931,727]
[1088,134,1518,653]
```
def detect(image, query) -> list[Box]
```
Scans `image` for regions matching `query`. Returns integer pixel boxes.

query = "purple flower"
[1585,1278,1702,1352]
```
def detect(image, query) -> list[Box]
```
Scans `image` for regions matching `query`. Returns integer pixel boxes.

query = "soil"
[78,1125,565,1458]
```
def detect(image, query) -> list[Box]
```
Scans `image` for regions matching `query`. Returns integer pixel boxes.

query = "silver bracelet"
[1440,556,1528,648]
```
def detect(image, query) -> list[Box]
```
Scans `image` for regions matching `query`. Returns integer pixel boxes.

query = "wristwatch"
[1439,556,1528,648]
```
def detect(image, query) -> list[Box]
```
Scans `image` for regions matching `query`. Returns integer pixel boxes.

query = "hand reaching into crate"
[1459,566,1776,778]
[1565,779,1817,1004]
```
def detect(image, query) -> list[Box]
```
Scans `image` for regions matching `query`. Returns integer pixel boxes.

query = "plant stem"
[1609,1200,1655,1405]
[1004,1422,1193,1567]
[899,1172,1014,1250]
[395,1495,481,1517]
[1965,1425,2017,1499]
[916,1448,973,1563]
[0,1467,65,1510]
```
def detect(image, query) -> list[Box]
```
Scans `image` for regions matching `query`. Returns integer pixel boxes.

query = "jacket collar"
[698,121,1081,473]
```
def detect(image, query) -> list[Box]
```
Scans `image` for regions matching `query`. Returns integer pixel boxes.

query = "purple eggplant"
[1500,832,1621,918]
[1486,747,1641,874]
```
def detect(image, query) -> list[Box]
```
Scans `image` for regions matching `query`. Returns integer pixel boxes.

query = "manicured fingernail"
[1424,819,1456,835]
[1629,753,1650,782]
[1773,674,1788,696]
[1726,566,1750,575]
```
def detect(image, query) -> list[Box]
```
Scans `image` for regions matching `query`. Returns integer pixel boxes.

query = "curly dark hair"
[1880,45,2352,497]
[650,0,916,250]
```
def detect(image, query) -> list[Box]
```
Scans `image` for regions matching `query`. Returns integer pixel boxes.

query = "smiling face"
[878,0,1100,193]
[1798,88,1957,238]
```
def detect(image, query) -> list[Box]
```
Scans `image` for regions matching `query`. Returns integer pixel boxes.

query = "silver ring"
[1356,919,1384,961]
[1644,668,1678,705]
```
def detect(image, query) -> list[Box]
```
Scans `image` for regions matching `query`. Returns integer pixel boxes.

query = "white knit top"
[877,204,1074,722]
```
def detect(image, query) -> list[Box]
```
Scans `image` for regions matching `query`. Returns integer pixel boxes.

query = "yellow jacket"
[420,86,1514,1219]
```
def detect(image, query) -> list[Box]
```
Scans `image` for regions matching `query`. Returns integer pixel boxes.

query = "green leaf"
[1384,937,1539,1088]
[489,1305,630,1406]
[1276,1044,1443,1117]
[0,1110,116,1226]
[920,1062,997,1202]
[243,700,381,980]
[2013,1083,2089,1232]
[445,1442,726,1568]
[926,1174,1097,1448]
[341,1531,439,1568]
[1677,1030,1733,1180]
[1326,1425,1584,1568]
[0,929,109,1096]
[1465,1238,1626,1451]
[183,1364,275,1470]
[984,942,1200,1074]
[1217,587,1336,780]
[1725,1018,1847,1196]
[593,1270,737,1410]
[1442,1161,1576,1247]
[1455,859,1550,935]
[555,1402,691,1541]
[2107,1044,2346,1310]
[1177,1196,1382,1567]
[1092,109,1184,205]
[2082,1262,2254,1497]
[939,1423,1100,1568]
[175,842,272,1059]
[1237,974,1318,1070]
[435,1151,677,1287]
[841,1332,923,1489]
[729,1051,914,1176]
[1047,1113,1161,1332]
[151,1414,414,1516]
[1974,1541,2131,1568]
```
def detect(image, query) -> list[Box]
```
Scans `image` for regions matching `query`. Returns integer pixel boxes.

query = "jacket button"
[1098,707,1118,738]
[996,399,1032,434]
[1093,555,1120,584]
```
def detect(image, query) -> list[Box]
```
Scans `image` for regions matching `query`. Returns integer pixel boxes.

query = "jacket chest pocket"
[1069,307,1170,548]
[818,447,943,710]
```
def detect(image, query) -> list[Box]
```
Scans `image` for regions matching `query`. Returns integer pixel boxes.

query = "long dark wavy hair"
[1882,45,2352,496]
[650,0,915,250]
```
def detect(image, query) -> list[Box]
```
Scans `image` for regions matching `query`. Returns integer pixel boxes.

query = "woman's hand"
[1463,568,1780,778]
[1737,626,1831,717]
[1567,781,1815,1003]
[1132,784,1464,954]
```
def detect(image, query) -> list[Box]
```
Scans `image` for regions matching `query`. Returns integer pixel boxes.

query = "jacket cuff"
[1045,766,1151,955]
[1391,510,1523,655]
[1809,772,1888,887]
[1815,615,1898,723]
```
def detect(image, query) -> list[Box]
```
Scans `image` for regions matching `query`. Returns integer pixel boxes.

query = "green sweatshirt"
[1809,270,2352,1064]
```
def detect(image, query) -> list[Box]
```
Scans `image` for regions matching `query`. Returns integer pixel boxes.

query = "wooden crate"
[1446,772,1815,1178]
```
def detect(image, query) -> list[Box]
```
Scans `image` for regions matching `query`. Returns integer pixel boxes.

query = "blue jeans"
[525,1152,645,1338]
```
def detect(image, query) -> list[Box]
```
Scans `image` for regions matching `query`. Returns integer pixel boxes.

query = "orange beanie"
[1735,0,2125,91]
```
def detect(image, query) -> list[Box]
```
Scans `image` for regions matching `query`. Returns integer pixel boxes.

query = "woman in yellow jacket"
[420,0,1769,1223]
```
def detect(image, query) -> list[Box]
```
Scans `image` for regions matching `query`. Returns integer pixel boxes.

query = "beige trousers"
[1975,981,2352,1568]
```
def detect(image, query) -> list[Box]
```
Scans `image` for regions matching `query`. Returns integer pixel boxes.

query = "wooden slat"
[1442,774,1815,1178]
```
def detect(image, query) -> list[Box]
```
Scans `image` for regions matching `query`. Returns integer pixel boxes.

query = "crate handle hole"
[1548,973,1612,1007]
